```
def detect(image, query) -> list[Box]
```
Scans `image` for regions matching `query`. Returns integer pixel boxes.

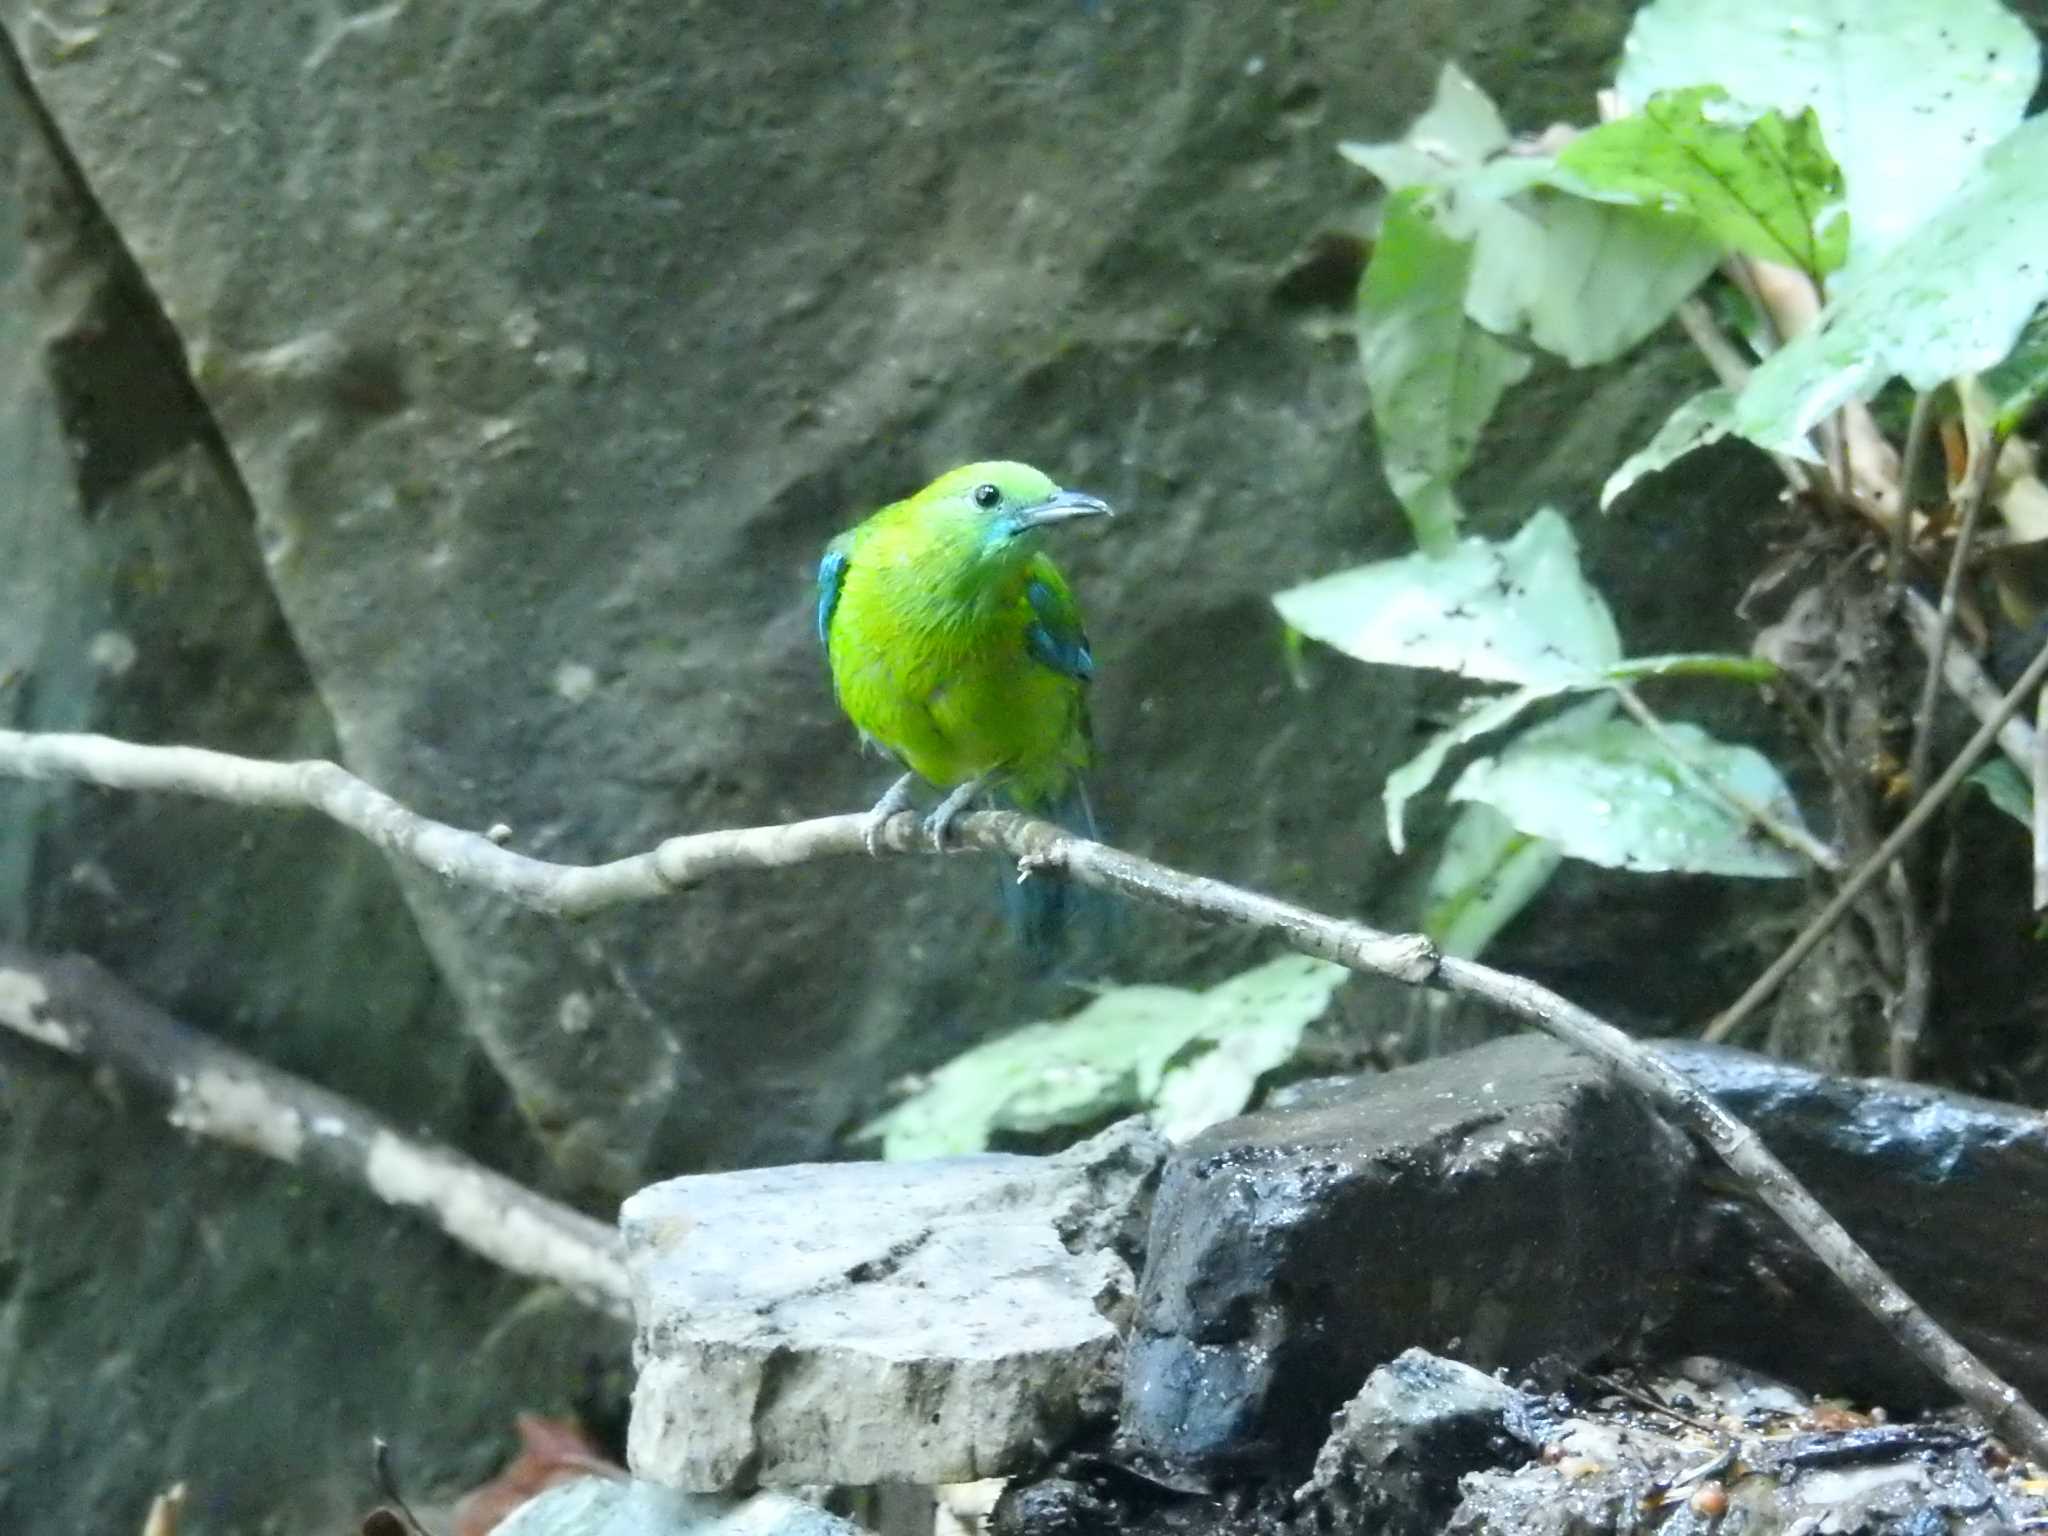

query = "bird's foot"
[861,773,918,856]
[922,777,986,852]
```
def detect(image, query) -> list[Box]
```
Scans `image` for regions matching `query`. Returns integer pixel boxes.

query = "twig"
[1614,685,1840,871]
[0,943,630,1316]
[1905,430,2005,801]
[1901,591,2036,773]
[1886,862,1933,1080]
[2035,688,2048,912]
[1707,633,2048,1053]
[1,731,2045,1458]
[1890,392,1934,595]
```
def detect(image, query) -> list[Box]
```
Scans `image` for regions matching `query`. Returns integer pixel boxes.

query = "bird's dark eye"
[973,483,1002,510]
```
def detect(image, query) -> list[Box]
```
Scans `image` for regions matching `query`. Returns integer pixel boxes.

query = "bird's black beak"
[1013,488,1113,530]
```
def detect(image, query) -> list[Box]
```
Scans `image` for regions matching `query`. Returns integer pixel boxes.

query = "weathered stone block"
[624,1121,1163,1489]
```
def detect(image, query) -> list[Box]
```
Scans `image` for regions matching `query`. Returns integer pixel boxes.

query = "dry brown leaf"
[450,1413,625,1536]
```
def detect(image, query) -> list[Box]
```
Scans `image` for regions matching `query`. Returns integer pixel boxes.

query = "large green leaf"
[1616,0,2041,275]
[1458,186,1721,368]
[1733,114,2048,456]
[1557,88,1847,279]
[858,957,1346,1158]
[1449,717,1810,877]
[1359,191,1533,552]
[1273,507,1622,686]
[1342,64,1719,370]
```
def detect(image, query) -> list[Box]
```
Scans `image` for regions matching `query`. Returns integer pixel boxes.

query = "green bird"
[816,460,1112,905]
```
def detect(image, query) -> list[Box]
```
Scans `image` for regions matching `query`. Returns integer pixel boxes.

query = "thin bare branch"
[2035,689,2048,913]
[1906,430,2005,801]
[1,728,2045,1457]
[1890,392,1934,595]
[0,943,630,1316]
[1885,862,1933,1080]
[1708,634,2048,1053]
[1902,591,2036,773]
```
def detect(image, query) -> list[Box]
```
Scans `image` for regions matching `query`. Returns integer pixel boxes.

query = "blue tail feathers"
[999,779,1115,971]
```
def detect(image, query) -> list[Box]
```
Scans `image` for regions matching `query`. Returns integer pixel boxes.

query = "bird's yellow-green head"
[903,461,1112,565]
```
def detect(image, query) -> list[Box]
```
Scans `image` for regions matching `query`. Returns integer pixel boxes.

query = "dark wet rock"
[1120,1035,1695,1478]
[1292,1350,1554,1536]
[1443,1359,2038,1536]
[1650,1043,2048,1411]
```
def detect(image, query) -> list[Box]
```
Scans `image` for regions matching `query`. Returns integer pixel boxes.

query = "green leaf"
[1557,88,1847,279]
[1339,62,1508,190]
[1273,507,1623,686]
[1384,683,1577,853]
[1341,63,1719,370]
[858,957,1347,1158]
[1449,717,1810,877]
[1606,652,1784,686]
[1985,306,2048,436]
[1968,758,2034,828]
[1601,388,1739,509]
[1422,807,1564,961]
[1149,957,1351,1141]
[1733,114,2048,456]
[1359,190,1533,551]
[1616,0,2040,275]
[1459,187,1721,368]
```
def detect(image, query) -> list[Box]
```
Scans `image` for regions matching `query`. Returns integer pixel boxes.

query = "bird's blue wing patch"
[816,547,850,652]
[1025,579,1094,681]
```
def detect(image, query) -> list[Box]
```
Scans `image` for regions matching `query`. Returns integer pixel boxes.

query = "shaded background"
[1,2,2043,1529]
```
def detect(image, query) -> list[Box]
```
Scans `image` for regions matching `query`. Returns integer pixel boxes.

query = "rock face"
[1651,1043,2048,1410]
[624,1120,1164,1489]
[1120,1035,1695,1479]
[0,35,625,1536]
[0,0,1788,1187]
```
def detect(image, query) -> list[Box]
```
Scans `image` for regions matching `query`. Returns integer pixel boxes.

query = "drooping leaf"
[1601,388,1739,509]
[1423,806,1564,960]
[1733,114,2048,456]
[1557,88,1847,279]
[1458,186,1721,368]
[859,958,1346,1159]
[1449,717,1811,877]
[1984,305,2048,436]
[1359,190,1533,551]
[1273,507,1623,686]
[1616,0,2041,275]
[1341,63,1719,371]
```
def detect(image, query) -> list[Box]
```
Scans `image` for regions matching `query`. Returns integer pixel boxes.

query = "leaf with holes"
[1274,508,1623,687]
[1616,0,2039,276]
[1733,114,2048,456]
[1449,717,1810,877]
[1558,88,1847,279]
